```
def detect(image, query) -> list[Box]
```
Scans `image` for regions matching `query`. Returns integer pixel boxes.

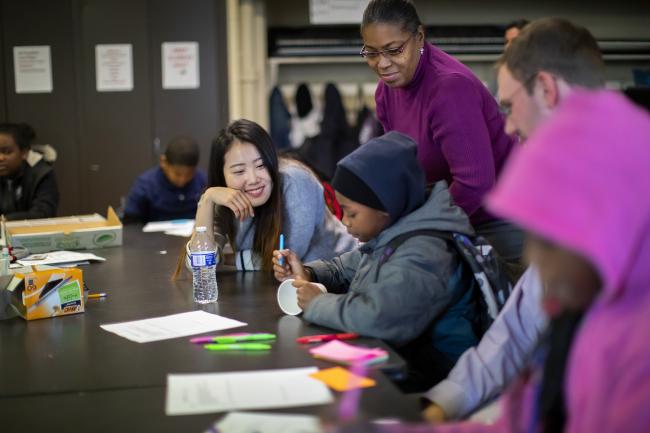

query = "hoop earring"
[419,47,424,55]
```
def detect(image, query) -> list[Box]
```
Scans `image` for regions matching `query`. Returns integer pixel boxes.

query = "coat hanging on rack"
[269,86,292,150]
[295,83,358,180]
[289,83,321,149]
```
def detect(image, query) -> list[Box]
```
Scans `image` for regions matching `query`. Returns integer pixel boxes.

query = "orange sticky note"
[309,366,376,392]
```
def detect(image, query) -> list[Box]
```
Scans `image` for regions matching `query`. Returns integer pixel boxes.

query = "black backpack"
[378,229,515,337]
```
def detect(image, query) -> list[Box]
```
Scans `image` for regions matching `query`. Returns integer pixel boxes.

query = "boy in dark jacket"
[0,123,58,220]
[124,136,206,223]
[274,131,479,389]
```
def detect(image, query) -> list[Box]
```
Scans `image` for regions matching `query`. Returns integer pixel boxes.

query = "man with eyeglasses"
[497,19,604,140]
[422,17,605,423]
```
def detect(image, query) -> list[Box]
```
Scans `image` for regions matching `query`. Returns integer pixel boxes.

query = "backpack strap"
[376,229,469,308]
[377,229,509,317]
[378,229,453,268]
[451,233,514,318]
[377,228,515,341]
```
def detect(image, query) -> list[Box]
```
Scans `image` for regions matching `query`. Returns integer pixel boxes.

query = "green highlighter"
[204,343,272,351]
[190,333,276,344]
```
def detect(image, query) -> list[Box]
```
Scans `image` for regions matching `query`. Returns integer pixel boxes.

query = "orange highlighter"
[296,333,359,344]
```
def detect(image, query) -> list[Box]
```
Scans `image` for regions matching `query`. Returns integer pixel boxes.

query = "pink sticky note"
[309,340,388,364]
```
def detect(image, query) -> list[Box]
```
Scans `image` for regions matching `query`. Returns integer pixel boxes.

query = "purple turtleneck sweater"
[376,42,515,225]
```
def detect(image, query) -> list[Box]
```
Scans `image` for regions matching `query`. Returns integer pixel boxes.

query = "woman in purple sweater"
[360,0,521,263]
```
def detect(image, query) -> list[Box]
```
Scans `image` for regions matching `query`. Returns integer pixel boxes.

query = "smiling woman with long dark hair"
[190,119,356,272]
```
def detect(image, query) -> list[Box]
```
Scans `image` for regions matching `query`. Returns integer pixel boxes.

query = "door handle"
[153,137,161,155]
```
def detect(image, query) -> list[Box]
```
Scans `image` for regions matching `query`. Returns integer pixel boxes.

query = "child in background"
[273,132,480,390]
[124,136,206,223]
[0,123,58,220]
[188,119,355,272]
[503,18,529,48]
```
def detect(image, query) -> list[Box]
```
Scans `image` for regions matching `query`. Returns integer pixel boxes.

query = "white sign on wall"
[309,0,369,24]
[95,44,133,92]
[13,46,53,94]
[162,42,200,89]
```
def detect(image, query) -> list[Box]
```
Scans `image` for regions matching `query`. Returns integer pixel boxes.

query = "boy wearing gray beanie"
[274,131,479,389]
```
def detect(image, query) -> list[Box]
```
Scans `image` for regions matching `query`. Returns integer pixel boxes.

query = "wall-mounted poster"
[96,44,133,92]
[162,42,200,89]
[309,0,369,24]
[13,46,53,94]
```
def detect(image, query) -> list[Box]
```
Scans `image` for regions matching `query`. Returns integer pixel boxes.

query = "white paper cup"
[277,279,327,315]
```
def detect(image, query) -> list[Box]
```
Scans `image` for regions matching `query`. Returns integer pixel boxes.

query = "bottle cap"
[195,226,207,233]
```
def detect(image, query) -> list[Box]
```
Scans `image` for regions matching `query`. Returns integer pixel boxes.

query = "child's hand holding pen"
[272,248,310,282]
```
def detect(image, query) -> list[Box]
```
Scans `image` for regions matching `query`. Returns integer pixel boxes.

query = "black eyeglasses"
[360,35,414,61]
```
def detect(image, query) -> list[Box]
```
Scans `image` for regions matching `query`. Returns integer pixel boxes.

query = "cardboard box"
[6,207,122,254]
[4,266,84,320]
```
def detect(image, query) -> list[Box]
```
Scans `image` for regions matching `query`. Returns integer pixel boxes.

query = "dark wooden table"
[0,226,420,432]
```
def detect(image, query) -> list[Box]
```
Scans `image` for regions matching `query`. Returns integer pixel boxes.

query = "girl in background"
[0,123,58,220]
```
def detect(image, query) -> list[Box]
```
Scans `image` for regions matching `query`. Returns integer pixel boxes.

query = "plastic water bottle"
[189,226,218,303]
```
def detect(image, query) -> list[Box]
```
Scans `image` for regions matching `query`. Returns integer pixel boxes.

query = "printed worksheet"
[18,250,106,267]
[165,367,333,415]
[101,311,246,343]
[212,411,322,433]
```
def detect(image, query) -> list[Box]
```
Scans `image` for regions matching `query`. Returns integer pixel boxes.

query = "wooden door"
[77,0,153,214]
[148,0,229,174]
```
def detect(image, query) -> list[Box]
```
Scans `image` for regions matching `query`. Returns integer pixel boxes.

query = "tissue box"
[4,266,84,320]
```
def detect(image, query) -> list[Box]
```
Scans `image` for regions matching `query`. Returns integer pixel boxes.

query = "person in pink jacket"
[336,90,650,433]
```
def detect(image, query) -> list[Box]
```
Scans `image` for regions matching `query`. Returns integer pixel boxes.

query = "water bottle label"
[190,252,216,267]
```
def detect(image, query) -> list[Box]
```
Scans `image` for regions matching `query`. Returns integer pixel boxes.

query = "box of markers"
[2,265,84,320]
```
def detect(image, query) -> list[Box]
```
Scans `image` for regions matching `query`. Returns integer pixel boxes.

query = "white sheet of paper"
[101,311,246,343]
[214,411,322,433]
[96,44,133,92]
[309,0,368,24]
[18,250,106,267]
[57,261,90,268]
[164,227,194,237]
[143,219,194,233]
[162,42,200,89]
[13,45,53,93]
[166,367,333,415]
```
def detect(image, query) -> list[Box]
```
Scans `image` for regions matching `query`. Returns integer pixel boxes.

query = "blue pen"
[278,233,285,266]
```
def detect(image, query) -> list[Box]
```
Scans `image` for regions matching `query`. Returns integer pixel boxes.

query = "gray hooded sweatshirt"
[304,181,477,353]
